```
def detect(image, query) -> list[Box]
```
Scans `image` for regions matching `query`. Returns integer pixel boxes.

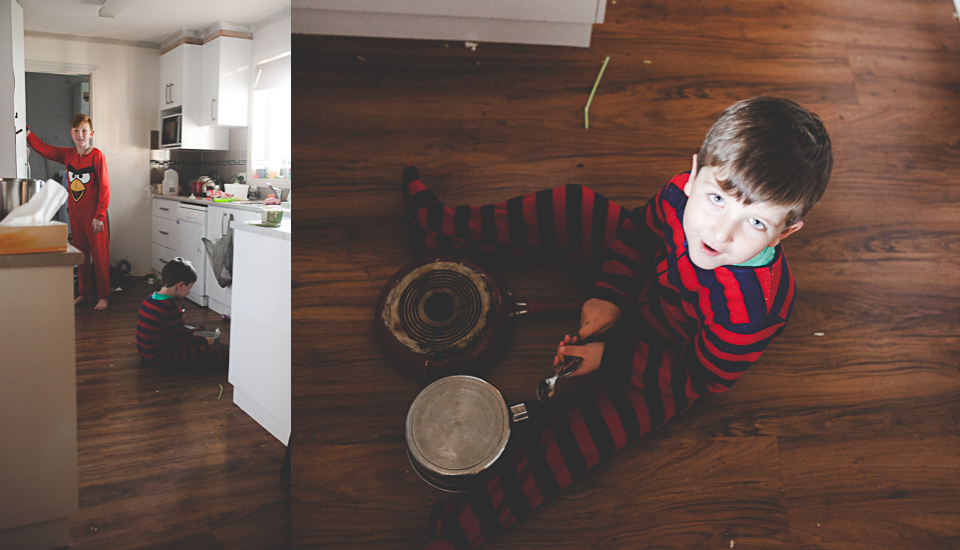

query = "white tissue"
[0,179,68,226]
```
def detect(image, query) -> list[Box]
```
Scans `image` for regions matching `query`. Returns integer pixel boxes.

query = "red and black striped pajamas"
[136,295,228,369]
[402,165,796,550]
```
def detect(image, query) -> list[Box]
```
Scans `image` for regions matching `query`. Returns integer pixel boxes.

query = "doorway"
[24,71,90,227]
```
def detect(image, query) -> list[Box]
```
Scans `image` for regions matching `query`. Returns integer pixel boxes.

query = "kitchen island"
[227,217,291,444]
[0,246,83,550]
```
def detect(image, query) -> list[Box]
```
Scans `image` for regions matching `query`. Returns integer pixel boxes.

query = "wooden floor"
[295,1,960,549]
[70,279,289,549]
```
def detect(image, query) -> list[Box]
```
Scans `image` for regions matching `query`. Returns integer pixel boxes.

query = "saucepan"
[406,375,529,492]
[0,178,46,221]
[375,255,583,383]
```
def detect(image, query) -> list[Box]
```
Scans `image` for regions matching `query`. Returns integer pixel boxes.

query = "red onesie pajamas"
[400,165,796,550]
[27,132,111,301]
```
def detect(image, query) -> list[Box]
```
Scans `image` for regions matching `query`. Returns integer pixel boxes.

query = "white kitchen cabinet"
[174,203,207,306]
[293,0,608,48]
[151,198,178,275]
[159,43,228,150]
[159,43,200,111]
[229,219,291,445]
[205,204,260,315]
[201,36,253,127]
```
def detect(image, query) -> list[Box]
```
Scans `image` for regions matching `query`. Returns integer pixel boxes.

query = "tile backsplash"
[165,149,247,191]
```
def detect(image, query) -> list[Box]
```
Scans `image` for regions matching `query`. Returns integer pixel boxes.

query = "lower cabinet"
[151,198,178,274]
[205,205,261,315]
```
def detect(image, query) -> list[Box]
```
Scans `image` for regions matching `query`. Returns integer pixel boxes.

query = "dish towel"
[202,213,234,288]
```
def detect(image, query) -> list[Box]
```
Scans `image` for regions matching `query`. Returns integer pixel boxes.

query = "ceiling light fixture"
[99,0,132,18]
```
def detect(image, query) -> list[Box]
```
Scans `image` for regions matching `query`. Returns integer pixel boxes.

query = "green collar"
[734,246,776,267]
[151,292,175,300]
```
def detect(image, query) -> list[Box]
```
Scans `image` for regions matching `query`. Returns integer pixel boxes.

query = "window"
[249,52,290,184]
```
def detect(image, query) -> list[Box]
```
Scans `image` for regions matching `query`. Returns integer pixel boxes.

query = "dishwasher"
[176,203,208,306]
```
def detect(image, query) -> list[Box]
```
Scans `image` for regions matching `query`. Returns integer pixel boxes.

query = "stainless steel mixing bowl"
[0,178,46,221]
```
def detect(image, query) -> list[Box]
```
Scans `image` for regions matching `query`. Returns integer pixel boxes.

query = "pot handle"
[512,300,582,316]
[509,403,528,422]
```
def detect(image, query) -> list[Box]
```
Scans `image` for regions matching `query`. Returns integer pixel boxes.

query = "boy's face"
[71,123,93,150]
[682,155,802,270]
[174,281,195,299]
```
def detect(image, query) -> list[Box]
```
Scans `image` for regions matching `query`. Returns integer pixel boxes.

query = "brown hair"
[697,96,832,226]
[161,257,197,287]
[71,114,92,131]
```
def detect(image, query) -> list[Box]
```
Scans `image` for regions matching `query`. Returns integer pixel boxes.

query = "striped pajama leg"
[164,343,229,369]
[401,166,700,549]
[425,351,695,550]
[401,165,629,266]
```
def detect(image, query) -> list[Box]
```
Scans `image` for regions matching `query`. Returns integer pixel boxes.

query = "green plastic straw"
[218,384,223,400]
[584,56,610,129]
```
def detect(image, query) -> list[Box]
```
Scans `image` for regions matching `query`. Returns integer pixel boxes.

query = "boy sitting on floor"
[137,257,228,369]
[403,96,833,550]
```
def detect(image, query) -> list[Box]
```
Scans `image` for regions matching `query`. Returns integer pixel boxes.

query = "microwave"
[160,113,182,148]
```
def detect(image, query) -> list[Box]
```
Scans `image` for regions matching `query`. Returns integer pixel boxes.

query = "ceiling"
[19,0,290,47]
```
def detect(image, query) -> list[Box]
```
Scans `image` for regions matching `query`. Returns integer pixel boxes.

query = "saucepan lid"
[406,375,521,480]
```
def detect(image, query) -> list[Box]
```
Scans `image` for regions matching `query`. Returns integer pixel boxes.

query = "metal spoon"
[537,355,583,403]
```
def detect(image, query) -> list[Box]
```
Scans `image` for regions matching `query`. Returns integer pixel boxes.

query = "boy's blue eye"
[708,194,723,205]
[749,218,766,230]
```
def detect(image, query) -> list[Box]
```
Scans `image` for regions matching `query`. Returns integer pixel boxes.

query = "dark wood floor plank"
[779,434,960,546]
[300,437,794,550]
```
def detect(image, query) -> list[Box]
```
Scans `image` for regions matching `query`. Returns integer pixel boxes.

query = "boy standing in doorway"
[27,114,111,310]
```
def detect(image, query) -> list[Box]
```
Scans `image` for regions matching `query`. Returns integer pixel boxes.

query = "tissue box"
[0,222,68,255]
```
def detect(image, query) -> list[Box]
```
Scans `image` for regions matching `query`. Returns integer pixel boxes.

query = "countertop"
[231,218,291,241]
[153,194,291,215]
[0,245,85,269]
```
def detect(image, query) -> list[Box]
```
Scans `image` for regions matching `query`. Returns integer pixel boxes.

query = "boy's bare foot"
[74,296,90,306]
[94,298,108,311]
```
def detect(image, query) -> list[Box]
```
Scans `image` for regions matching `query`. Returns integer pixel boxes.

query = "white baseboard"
[292,8,595,48]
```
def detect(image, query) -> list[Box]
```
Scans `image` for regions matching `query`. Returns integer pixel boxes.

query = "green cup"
[261,206,283,226]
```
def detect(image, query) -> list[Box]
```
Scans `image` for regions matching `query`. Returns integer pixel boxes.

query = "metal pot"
[375,255,582,383]
[0,178,46,221]
[406,375,528,492]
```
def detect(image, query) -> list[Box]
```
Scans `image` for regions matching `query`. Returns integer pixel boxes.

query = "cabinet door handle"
[211,98,216,121]
[159,257,168,263]
[159,207,169,211]
[159,230,169,235]
[165,83,169,104]
[170,83,175,104]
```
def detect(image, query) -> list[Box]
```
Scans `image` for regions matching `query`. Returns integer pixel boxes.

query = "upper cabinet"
[159,44,200,112]
[159,42,228,150]
[201,36,253,127]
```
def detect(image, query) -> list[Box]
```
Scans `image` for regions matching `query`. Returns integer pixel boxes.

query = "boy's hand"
[553,334,604,377]
[578,298,621,340]
[92,219,104,233]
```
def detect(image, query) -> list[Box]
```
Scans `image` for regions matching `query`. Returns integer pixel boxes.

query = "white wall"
[253,10,291,58]
[248,12,291,190]
[24,35,160,274]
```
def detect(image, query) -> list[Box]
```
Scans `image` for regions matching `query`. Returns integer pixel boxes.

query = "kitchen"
[0,1,290,549]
